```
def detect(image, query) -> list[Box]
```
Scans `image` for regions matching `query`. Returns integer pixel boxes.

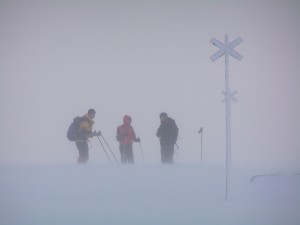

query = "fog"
[1,0,300,169]
[1,164,300,225]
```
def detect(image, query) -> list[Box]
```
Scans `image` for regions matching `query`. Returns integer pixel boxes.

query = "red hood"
[123,115,132,126]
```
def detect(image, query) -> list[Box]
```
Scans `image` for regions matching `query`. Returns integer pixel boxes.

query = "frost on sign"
[210,36,243,62]
[210,34,243,200]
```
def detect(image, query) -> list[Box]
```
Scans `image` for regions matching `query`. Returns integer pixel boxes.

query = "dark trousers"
[76,140,89,164]
[160,141,175,164]
[119,144,134,164]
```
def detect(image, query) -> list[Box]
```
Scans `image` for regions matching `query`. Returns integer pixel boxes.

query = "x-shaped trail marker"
[210,35,243,200]
[210,36,243,62]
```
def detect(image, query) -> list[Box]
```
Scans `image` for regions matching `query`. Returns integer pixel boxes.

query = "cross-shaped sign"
[210,34,243,200]
[210,36,243,62]
[222,90,238,103]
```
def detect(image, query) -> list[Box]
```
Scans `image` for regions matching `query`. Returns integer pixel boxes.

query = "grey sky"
[1,0,300,168]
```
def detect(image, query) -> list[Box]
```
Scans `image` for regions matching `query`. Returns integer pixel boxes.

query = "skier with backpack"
[116,115,140,164]
[67,108,100,164]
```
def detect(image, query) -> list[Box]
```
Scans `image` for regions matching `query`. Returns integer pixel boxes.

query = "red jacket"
[116,115,137,144]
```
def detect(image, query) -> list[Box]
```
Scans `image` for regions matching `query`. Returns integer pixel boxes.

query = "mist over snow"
[1,164,300,225]
[1,0,300,168]
[1,1,300,224]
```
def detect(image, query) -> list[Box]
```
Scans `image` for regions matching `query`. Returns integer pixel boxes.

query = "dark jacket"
[156,117,178,144]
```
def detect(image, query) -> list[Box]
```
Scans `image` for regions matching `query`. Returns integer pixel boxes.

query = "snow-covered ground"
[1,164,299,225]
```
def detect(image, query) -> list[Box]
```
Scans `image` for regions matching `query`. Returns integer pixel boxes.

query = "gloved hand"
[92,130,101,136]
[135,137,141,142]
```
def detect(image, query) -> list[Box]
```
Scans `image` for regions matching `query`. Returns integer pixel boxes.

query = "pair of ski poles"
[96,133,144,163]
[121,136,145,163]
[96,133,119,163]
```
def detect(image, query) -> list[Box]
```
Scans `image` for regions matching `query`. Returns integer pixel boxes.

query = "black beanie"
[159,112,168,118]
[88,108,96,115]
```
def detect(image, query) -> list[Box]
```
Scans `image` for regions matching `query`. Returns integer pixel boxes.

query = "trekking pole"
[100,134,119,163]
[123,136,127,164]
[174,143,180,156]
[198,127,203,160]
[96,135,111,163]
[138,141,144,163]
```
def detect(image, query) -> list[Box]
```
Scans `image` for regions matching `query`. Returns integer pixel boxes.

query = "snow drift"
[1,164,299,225]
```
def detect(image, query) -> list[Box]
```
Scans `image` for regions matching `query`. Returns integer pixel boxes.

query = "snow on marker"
[210,34,243,200]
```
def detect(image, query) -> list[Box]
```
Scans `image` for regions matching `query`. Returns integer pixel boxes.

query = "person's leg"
[76,141,89,164]
[126,144,134,164]
[119,144,126,164]
[167,143,175,164]
[162,142,174,164]
[160,142,168,163]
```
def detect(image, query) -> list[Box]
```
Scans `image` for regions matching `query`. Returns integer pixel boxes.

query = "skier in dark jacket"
[156,112,178,164]
[116,115,140,164]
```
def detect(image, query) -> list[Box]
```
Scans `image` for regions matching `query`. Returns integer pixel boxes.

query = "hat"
[88,108,96,115]
[159,112,168,118]
[123,115,132,124]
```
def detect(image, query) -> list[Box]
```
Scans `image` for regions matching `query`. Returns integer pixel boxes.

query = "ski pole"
[96,136,111,163]
[138,141,144,163]
[120,136,127,164]
[100,134,119,163]
[198,127,203,160]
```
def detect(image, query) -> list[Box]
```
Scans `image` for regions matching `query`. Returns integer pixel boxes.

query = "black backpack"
[67,116,86,141]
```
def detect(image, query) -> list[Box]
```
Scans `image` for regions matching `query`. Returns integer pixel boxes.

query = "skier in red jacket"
[116,115,140,164]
